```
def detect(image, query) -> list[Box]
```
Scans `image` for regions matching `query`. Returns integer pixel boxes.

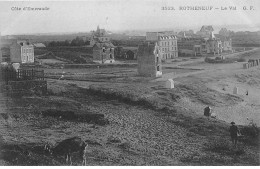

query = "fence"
[1,69,44,83]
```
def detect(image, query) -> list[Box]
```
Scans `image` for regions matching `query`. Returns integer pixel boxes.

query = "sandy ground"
[157,49,260,126]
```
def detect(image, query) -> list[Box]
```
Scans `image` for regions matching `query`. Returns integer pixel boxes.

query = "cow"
[44,137,87,165]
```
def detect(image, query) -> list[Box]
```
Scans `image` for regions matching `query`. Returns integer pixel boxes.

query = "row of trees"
[48,37,90,47]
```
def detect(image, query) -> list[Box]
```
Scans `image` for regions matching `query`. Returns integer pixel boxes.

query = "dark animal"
[44,137,87,165]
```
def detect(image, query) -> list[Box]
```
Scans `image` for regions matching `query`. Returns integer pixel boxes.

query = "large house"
[137,42,162,77]
[178,26,233,56]
[90,26,111,47]
[196,25,214,38]
[10,40,34,63]
[146,31,178,60]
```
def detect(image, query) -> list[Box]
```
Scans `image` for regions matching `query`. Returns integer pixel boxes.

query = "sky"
[0,0,260,35]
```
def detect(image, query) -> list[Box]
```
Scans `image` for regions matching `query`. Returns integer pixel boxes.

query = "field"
[0,48,260,166]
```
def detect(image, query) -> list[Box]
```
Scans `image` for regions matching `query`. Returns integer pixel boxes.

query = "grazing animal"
[45,137,87,165]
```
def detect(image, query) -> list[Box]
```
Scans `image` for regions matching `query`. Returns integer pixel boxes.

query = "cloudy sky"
[0,0,259,35]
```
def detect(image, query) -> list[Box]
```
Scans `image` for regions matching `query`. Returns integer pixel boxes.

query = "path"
[155,48,259,82]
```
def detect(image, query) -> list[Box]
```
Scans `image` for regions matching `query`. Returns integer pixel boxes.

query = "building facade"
[92,42,115,64]
[90,26,115,63]
[146,31,178,60]
[137,42,162,77]
[10,40,34,63]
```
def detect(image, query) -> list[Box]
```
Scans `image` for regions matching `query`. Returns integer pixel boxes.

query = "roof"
[159,35,177,40]
[200,25,214,32]
[33,43,46,48]
[16,40,33,46]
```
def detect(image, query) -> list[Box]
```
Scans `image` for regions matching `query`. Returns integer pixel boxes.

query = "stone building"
[10,40,34,63]
[90,26,115,63]
[146,31,178,60]
[137,42,162,77]
[90,26,111,47]
[92,42,115,64]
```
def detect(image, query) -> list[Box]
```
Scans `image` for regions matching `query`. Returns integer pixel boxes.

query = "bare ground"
[0,49,260,166]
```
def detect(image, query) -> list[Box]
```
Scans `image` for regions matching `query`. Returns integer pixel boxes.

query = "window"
[156,56,159,63]
[157,66,160,71]
[172,41,174,45]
